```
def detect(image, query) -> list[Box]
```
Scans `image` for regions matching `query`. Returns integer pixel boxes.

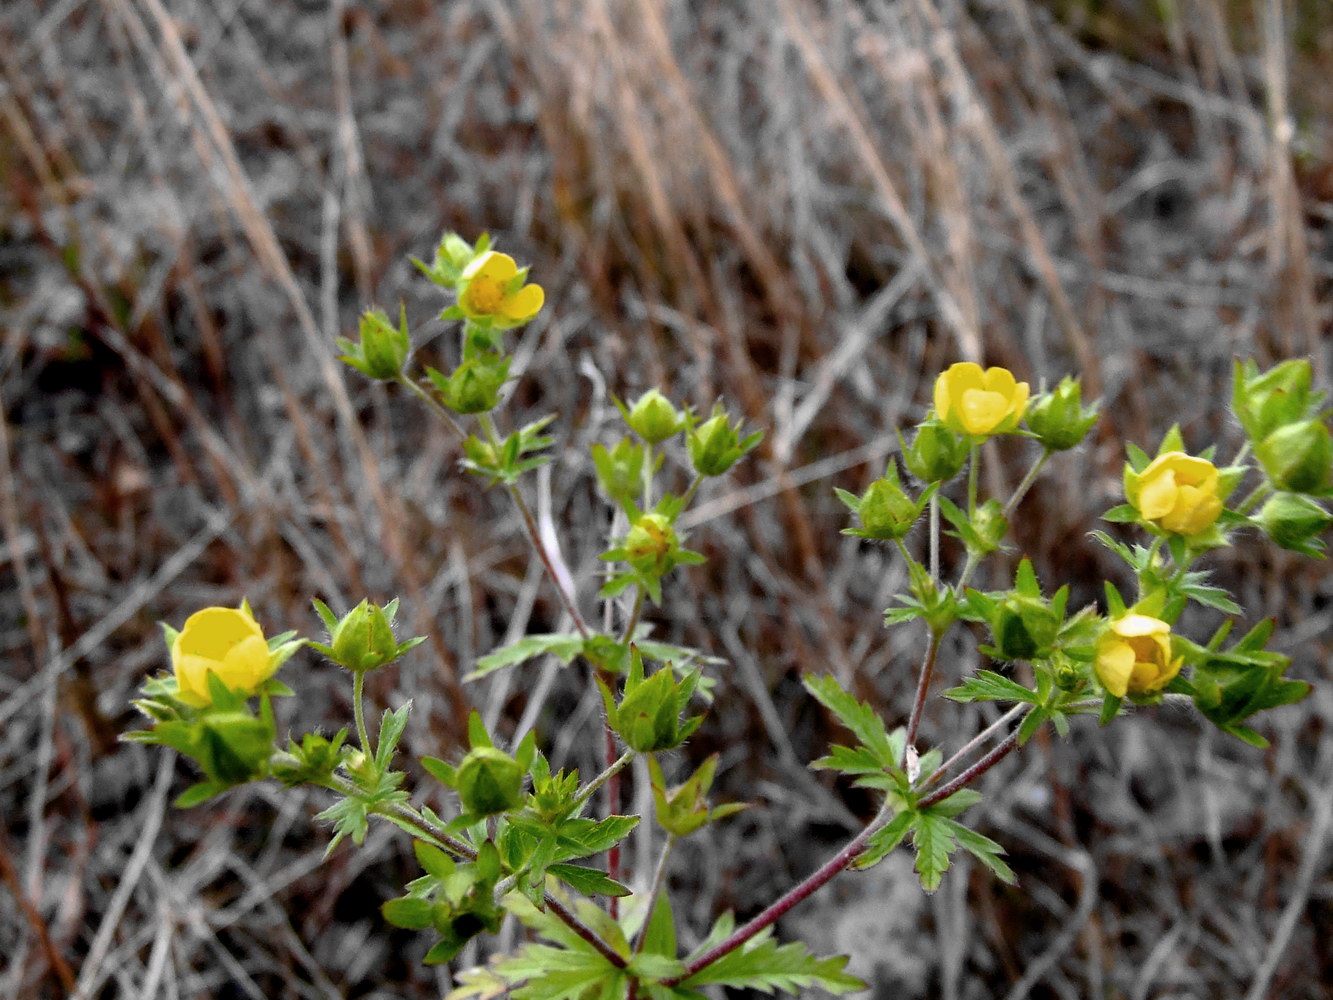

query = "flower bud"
[836,464,930,540]
[1233,358,1316,443]
[989,595,1059,661]
[1257,492,1332,557]
[1256,420,1332,494]
[197,711,277,785]
[687,403,763,477]
[901,420,969,483]
[971,499,1010,554]
[649,755,747,838]
[933,362,1030,437]
[600,648,703,753]
[1094,614,1182,698]
[337,306,412,380]
[623,389,687,444]
[427,353,510,415]
[1024,376,1099,451]
[455,746,526,816]
[624,513,679,574]
[310,599,425,673]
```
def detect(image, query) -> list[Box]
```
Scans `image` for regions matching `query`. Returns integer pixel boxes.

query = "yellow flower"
[171,605,276,706]
[458,251,545,325]
[1094,614,1183,698]
[933,363,1030,437]
[1126,452,1223,536]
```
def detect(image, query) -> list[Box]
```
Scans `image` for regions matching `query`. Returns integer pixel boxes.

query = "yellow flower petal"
[981,366,1017,396]
[959,389,1009,435]
[221,634,272,690]
[1096,640,1134,697]
[500,283,545,321]
[1112,614,1171,639]
[1136,468,1179,521]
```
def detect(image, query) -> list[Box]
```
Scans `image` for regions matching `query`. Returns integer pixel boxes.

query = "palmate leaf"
[681,926,865,995]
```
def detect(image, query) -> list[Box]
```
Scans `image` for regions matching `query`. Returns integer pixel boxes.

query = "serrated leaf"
[923,788,982,818]
[374,702,412,770]
[945,820,1016,884]
[639,891,677,958]
[853,811,912,870]
[943,670,1040,705]
[912,814,954,892]
[547,864,632,898]
[681,930,866,995]
[803,674,900,767]
[469,633,586,681]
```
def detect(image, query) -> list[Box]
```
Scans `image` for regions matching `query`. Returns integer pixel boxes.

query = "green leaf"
[415,840,457,879]
[911,813,953,892]
[381,896,433,929]
[943,670,1040,705]
[803,674,901,768]
[374,702,413,770]
[639,891,677,958]
[923,788,981,818]
[469,633,586,681]
[547,864,632,898]
[174,781,228,809]
[682,927,865,995]
[945,820,1016,884]
[853,811,912,871]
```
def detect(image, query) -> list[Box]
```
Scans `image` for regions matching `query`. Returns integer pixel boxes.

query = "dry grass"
[2,0,1332,997]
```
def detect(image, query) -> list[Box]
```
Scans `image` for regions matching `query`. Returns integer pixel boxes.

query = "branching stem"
[905,633,941,750]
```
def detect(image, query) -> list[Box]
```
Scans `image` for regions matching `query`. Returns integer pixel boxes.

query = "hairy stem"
[632,832,677,956]
[917,727,1022,810]
[904,633,941,750]
[1003,448,1051,518]
[573,749,636,811]
[664,799,896,985]
[396,373,467,440]
[352,671,372,760]
[924,703,1028,788]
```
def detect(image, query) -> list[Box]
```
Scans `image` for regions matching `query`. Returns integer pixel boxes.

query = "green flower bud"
[1257,492,1332,557]
[1050,651,1084,692]
[900,419,969,483]
[624,513,679,573]
[600,648,703,753]
[836,464,933,540]
[197,710,276,785]
[989,595,1059,661]
[649,755,747,838]
[971,499,1010,555]
[310,599,426,673]
[1233,358,1316,443]
[1025,376,1099,451]
[427,353,511,415]
[455,746,526,816]
[622,389,687,444]
[336,306,412,380]
[687,403,763,477]
[1256,420,1332,494]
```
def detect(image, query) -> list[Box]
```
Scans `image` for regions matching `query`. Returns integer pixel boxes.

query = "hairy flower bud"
[455,747,526,816]
[1256,420,1332,494]
[623,389,687,444]
[901,420,969,483]
[1025,376,1099,451]
[1257,492,1332,557]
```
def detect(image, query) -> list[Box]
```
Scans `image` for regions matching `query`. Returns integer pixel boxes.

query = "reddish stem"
[905,634,941,750]
[917,729,1021,810]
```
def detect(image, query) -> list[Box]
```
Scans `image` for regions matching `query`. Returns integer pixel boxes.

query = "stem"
[664,799,896,985]
[916,727,1022,810]
[328,781,630,970]
[620,588,646,645]
[929,492,940,581]
[396,373,467,440]
[679,473,704,511]
[642,442,655,510]
[924,703,1028,788]
[572,749,637,811]
[904,633,941,750]
[353,671,372,760]
[1003,448,1052,519]
[966,441,980,517]
[604,721,623,917]
[631,833,677,955]
[1236,480,1274,515]
[1232,440,1252,468]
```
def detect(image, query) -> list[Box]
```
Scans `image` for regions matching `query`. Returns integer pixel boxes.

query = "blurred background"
[3,0,1332,997]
